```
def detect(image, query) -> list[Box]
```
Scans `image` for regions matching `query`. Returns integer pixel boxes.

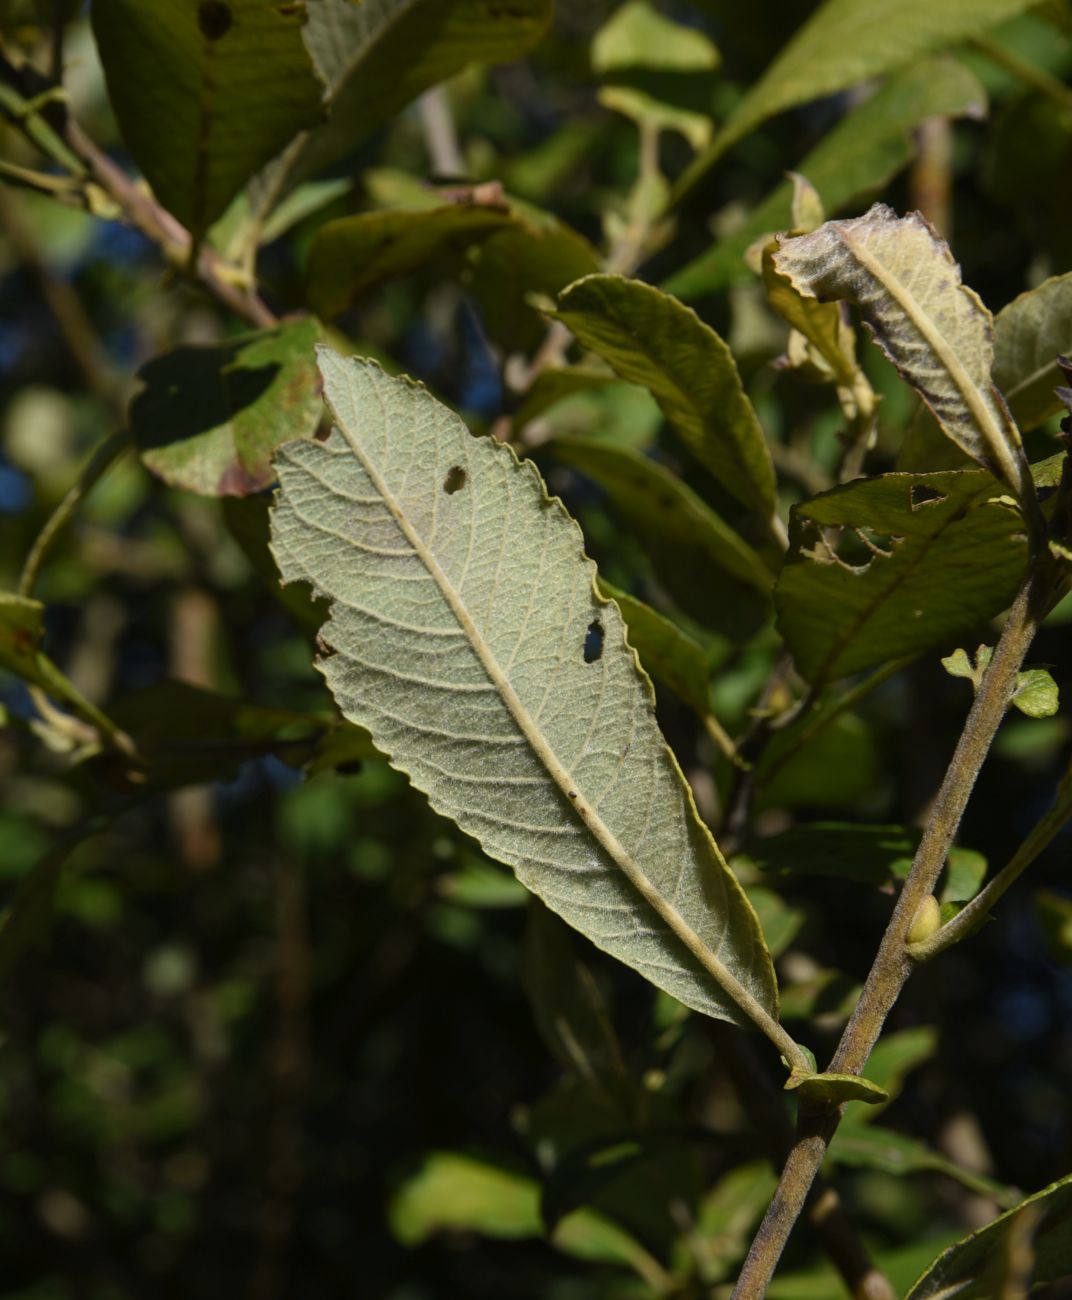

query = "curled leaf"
[773,204,1029,496]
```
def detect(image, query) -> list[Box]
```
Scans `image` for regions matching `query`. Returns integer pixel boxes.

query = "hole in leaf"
[910,484,946,510]
[443,465,467,494]
[198,1,233,39]
[583,620,604,663]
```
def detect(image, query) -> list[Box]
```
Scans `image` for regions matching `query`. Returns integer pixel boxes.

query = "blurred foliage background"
[0,1,1071,1297]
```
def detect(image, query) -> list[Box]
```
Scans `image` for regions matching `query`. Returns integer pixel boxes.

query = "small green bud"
[906,895,941,946]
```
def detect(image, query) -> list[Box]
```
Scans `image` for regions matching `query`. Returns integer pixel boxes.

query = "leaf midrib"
[328,385,782,1037]
[836,226,1021,487]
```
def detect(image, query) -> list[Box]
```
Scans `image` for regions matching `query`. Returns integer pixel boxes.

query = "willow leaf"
[905,1172,1072,1299]
[993,271,1072,432]
[548,276,777,517]
[92,0,323,238]
[672,0,1032,202]
[270,349,783,1037]
[773,204,1029,496]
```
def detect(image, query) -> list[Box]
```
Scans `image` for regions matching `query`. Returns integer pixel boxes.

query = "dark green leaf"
[994,272,1072,431]
[1035,889,1072,964]
[598,581,712,719]
[551,438,774,601]
[132,319,322,497]
[306,203,513,319]
[775,470,1028,685]
[92,0,323,237]
[523,902,631,1104]
[905,1172,1072,1298]
[549,276,777,516]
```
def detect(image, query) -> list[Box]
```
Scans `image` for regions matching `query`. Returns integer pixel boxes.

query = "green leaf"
[104,679,375,788]
[746,822,918,887]
[271,350,779,1029]
[779,969,860,1023]
[131,319,322,497]
[905,1171,1072,1298]
[91,0,323,238]
[549,276,777,517]
[775,469,1028,685]
[666,58,986,300]
[759,715,880,810]
[306,203,515,319]
[689,1162,779,1283]
[1035,888,1072,964]
[467,207,603,353]
[750,886,805,960]
[770,1239,965,1300]
[674,0,1033,201]
[855,1026,937,1116]
[1012,667,1060,718]
[0,592,49,690]
[592,0,719,74]
[597,582,711,720]
[773,205,1028,494]
[785,1071,889,1106]
[551,437,774,598]
[523,903,631,1103]
[829,1124,1019,1203]
[388,1152,668,1280]
[389,1152,541,1243]
[513,366,615,432]
[250,0,552,222]
[0,827,109,983]
[942,848,988,906]
[993,272,1072,431]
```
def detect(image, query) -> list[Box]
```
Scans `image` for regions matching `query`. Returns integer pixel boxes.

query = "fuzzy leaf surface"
[92,0,323,237]
[549,276,777,516]
[776,469,1027,685]
[993,271,1072,431]
[905,1172,1072,1298]
[774,205,1027,492]
[270,350,777,1026]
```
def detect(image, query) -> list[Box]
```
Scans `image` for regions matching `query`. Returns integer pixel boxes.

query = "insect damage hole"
[583,619,604,664]
[910,484,946,510]
[198,0,233,38]
[443,465,467,494]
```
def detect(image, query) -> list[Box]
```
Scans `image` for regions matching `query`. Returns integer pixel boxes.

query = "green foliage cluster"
[1,1,1072,1297]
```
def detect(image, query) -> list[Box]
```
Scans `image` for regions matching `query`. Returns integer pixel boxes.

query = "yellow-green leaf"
[673,0,1033,201]
[270,349,780,1030]
[773,204,1029,495]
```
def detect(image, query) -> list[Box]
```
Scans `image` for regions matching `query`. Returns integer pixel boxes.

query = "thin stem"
[417,85,465,179]
[730,565,1048,1298]
[61,118,277,329]
[710,1024,895,1300]
[703,711,748,770]
[18,431,129,597]
[908,757,1072,962]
